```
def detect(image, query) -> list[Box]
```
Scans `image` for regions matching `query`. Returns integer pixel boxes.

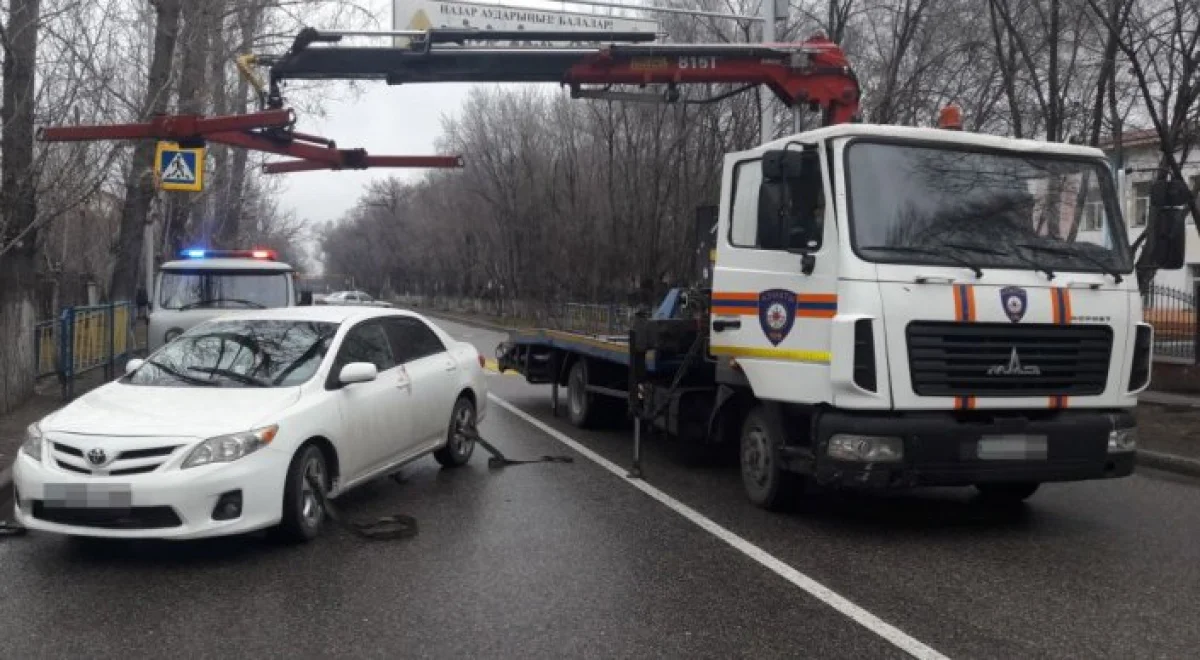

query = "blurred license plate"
[977,435,1047,460]
[43,483,132,508]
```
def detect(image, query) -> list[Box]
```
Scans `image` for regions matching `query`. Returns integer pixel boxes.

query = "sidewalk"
[411,304,1200,479]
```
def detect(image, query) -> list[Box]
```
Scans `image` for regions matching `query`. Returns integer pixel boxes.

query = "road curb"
[1137,449,1200,479]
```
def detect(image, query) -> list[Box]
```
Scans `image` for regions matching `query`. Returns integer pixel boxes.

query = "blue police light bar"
[180,248,276,260]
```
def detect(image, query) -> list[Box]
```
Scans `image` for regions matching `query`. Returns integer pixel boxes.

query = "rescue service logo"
[758,289,797,346]
[1000,286,1027,323]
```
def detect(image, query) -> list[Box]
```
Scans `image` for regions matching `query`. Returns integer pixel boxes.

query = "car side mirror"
[299,290,313,306]
[338,362,378,385]
[1144,180,1188,270]
[124,358,144,376]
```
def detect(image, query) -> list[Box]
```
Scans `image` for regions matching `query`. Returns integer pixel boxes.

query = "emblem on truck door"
[1000,286,1027,322]
[987,348,1041,376]
[758,289,797,346]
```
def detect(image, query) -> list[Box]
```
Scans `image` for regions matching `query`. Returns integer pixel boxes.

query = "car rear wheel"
[434,397,476,468]
[272,444,328,543]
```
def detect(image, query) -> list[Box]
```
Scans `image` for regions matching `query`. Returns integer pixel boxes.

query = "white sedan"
[11,306,487,542]
[320,290,393,307]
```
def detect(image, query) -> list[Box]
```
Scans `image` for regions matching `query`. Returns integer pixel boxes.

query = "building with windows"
[1101,130,1200,290]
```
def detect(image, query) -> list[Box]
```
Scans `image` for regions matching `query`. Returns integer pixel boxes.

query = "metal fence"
[560,303,635,336]
[1142,283,1197,363]
[34,302,138,399]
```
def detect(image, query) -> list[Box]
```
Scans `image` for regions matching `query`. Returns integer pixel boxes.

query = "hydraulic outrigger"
[36,27,861,172]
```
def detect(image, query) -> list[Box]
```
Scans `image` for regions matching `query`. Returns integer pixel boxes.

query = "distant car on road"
[321,290,393,307]
[12,306,487,543]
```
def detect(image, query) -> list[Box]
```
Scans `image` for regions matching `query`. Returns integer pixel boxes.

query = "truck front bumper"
[808,409,1136,489]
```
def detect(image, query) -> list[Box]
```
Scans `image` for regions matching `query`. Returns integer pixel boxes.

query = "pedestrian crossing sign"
[154,141,205,192]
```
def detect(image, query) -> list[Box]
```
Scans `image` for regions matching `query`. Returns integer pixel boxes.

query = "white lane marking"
[487,393,950,660]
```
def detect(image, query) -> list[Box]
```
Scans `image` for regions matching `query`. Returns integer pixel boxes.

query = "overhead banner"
[392,0,659,46]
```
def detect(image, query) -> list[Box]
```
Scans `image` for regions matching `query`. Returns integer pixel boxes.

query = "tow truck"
[37,27,1190,508]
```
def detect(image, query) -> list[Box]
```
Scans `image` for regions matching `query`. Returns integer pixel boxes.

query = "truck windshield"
[159,270,290,310]
[846,141,1133,274]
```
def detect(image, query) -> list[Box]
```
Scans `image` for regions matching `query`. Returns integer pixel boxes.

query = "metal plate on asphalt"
[977,435,1048,460]
[43,483,132,508]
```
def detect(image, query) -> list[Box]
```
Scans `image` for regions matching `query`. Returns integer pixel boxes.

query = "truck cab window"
[729,158,824,251]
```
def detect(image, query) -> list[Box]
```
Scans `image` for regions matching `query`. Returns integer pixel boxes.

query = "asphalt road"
[2,316,1199,658]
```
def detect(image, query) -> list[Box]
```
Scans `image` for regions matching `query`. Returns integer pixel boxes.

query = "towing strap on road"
[309,425,573,541]
[461,428,575,468]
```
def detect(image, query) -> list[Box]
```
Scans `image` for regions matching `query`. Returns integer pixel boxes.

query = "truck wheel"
[567,359,598,428]
[974,482,1040,504]
[740,405,803,510]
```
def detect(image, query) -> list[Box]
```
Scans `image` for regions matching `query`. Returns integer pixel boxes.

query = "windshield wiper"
[270,334,332,386]
[178,298,268,311]
[1016,242,1123,283]
[145,359,218,386]
[861,245,983,278]
[943,242,1056,281]
[187,366,269,387]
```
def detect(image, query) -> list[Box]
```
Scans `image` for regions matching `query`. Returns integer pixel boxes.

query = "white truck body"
[147,256,299,352]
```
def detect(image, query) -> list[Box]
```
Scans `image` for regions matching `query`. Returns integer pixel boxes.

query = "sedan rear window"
[127,320,338,388]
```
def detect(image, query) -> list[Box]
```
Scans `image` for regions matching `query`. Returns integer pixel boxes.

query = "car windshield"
[846,141,1134,274]
[159,270,290,310]
[126,319,338,388]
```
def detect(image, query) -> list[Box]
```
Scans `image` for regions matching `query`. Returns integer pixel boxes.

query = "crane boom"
[264,29,861,124]
[36,27,862,173]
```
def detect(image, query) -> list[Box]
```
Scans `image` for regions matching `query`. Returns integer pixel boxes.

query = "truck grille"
[906,322,1112,397]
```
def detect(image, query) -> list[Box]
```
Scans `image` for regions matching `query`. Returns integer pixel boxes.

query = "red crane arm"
[36,105,462,174]
[35,29,861,176]
[264,29,861,124]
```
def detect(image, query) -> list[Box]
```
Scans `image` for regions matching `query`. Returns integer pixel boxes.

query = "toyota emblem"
[86,448,108,466]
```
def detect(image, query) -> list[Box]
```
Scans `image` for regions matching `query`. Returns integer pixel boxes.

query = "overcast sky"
[273,0,656,261]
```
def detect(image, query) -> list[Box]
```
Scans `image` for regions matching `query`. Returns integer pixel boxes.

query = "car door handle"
[444,360,458,372]
[396,379,412,392]
[713,319,741,332]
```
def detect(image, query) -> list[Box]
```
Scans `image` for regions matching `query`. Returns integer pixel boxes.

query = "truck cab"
[710,123,1185,505]
[147,249,300,352]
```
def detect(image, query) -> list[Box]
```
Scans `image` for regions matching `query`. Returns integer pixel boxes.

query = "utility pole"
[760,0,775,144]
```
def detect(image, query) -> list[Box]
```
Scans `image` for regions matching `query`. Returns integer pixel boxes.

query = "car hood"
[40,382,303,438]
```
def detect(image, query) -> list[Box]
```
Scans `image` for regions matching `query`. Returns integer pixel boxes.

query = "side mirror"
[124,358,144,376]
[1144,180,1189,270]
[761,148,815,182]
[299,290,313,306]
[338,362,378,386]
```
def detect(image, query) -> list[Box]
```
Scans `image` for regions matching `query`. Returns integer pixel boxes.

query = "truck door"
[710,143,840,404]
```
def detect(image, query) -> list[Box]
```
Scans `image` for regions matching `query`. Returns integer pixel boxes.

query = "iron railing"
[34,302,138,399]
[1141,283,1197,363]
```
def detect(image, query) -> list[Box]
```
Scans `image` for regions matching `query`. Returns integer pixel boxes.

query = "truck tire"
[567,359,599,428]
[740,405,804,510]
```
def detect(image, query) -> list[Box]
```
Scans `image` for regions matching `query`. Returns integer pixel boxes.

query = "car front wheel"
[272,443,329,543]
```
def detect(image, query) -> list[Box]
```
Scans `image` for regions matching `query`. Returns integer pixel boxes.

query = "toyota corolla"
[11,306,487,542]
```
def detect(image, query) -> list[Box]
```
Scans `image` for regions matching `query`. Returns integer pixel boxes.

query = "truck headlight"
[20,423,43,461]
[182,425,278,469]
[1107,428,1137,453]
[826,434,903,462]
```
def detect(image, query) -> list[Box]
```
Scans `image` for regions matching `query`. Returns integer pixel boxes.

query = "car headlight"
[20,423,43,461]
[182,425,278,469]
